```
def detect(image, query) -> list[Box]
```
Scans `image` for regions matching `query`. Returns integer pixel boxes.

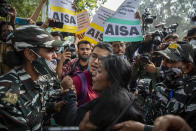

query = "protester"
[111,41,127,59]
[57,40,92,78]
[72,43,113,106]
[51,31,65,65]
[54,55,143,130]
[0,22,14,42]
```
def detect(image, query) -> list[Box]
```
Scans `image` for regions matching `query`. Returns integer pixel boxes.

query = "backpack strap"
[75,72,88,106]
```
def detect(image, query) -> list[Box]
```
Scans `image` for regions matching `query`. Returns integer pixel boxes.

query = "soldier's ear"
[24,48,36,62]
[183,63,193,74]
[187,63,194,72]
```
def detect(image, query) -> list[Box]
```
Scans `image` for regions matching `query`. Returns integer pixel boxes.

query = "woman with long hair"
[55,55,143,131]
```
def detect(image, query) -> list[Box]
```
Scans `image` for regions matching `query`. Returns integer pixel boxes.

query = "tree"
[3,0,195,38]
[9,0,42,19]
[7,0,107,20]
[139,0,195,39]
[74,0,107,12]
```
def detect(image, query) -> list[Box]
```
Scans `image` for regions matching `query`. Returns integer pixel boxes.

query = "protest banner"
[48,0,77,33]
[83,6,114,45]
[76,10,90,40]
[103,0,143,42]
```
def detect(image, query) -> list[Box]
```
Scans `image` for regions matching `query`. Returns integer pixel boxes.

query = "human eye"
[120,43,123,46]
[91,53,97,58]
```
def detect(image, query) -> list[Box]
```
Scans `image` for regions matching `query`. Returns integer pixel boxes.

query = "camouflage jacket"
[0,66,62,130]
[141,74,196,130]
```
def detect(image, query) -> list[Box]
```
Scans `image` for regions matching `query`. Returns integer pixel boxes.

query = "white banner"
[48,0,77,33]
[103,0,143,42]
[113,0,140,21]
[83,6,114,45]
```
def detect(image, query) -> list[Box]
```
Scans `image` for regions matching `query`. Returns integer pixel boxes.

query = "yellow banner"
[90,23,104,32]
[83,36,99,45]
[83,22,103,45]
[49,2,77,33]
[51,24,77,33]
[50,5,76,16]
[83,6,114,45]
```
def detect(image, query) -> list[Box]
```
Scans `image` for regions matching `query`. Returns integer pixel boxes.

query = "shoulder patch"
[1,92,18,104]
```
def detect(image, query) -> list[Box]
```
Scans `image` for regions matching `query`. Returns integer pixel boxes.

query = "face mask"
[160,68,183,88]
[2,30,13,42]
[190,40,196,46]
[31,50,57,78]
[164,68,182,80]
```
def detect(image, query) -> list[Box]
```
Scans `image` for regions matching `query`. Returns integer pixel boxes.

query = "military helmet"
[12,25,64,51]
[155,42,194,63]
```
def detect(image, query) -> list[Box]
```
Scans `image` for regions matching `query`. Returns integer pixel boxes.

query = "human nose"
[119,46,123,50]
[94,57,99,64]
[52,51,57,59]
[83,49,88,53]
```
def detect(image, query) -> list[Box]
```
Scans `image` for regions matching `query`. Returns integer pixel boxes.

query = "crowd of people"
[0,0,196,131]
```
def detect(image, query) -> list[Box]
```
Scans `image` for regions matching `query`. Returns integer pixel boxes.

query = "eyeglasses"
[112,44,125,48]
[90,53,106,61]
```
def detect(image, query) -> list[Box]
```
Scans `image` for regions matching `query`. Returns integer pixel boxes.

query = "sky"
[103,0,124,11]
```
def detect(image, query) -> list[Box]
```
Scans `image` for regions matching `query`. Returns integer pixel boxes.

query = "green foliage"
[2,0,194,39]
[4,0,107,20]
[74,0,107,12]
[8,0,42,20]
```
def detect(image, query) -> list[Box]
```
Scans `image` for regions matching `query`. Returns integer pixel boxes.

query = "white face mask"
[45,59,57,73]
[30,49,57,77]
[190,40,196,47]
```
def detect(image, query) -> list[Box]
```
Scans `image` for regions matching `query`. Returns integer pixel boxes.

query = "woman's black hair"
[92,42,113,54]
[89,55,143,131]
[90,88,143,131]
[138,40,153,54]
[100,55,132,89]
[77,40,91,49]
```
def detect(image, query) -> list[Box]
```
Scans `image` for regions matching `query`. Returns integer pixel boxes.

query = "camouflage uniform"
[139,43,196,130]
[0,41,11,75]
[0,25,64,130]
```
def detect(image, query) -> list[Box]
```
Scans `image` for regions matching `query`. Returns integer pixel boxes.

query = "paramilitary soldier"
[139,43,196,130]
[121,43,196,131]
[0,25,70,130]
